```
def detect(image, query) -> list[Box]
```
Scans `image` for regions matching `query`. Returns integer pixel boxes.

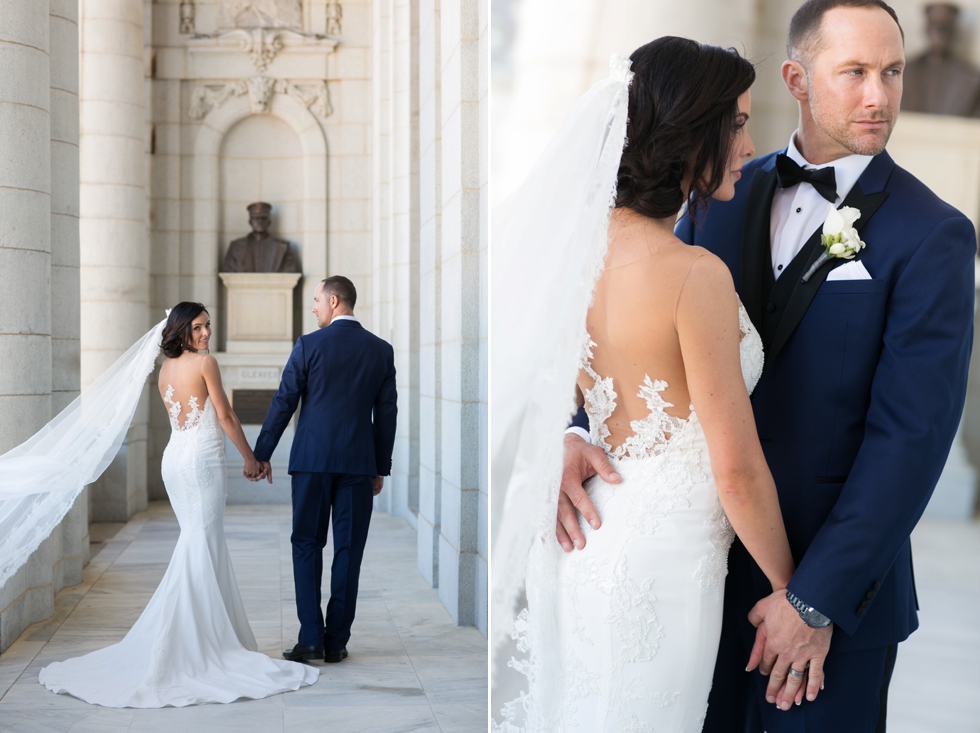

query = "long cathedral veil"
[491,55,633,665]
[0,317,168,587]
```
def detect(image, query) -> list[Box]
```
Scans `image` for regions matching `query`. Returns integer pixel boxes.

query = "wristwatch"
[785,591,832,628]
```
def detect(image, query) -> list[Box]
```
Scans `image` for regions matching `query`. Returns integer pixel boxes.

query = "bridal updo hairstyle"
[616,37,756,221]
[161,302,209,359]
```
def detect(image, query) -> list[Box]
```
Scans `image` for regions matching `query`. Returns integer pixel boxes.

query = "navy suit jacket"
[573,150,975,652]
[254,319,397,477]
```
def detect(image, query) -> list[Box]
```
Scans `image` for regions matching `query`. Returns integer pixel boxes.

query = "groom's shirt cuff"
[565,426,591,443]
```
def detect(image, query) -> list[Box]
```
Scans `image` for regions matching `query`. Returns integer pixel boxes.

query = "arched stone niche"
[218,115,302,348]
[192,93,327,339]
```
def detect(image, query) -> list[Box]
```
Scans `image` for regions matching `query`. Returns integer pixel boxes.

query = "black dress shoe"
[323,647,348,663]
[283,644,324,663]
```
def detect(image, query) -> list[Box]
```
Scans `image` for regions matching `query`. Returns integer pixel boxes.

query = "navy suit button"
[872,581,881,591]
[856,607,867,616]
[859,600,871,610]
[866,591,875,600]
[766,302,776,313]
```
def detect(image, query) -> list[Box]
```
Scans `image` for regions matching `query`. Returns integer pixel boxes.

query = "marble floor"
[0,502,487,732]
[889,518,980,733]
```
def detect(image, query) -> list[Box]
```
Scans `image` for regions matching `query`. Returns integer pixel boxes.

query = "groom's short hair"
[788,0,903,69]
[320,275,357,309]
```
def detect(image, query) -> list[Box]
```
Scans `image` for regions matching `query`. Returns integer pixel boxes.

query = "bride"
[28,302,319,707]
[492,39,800,731]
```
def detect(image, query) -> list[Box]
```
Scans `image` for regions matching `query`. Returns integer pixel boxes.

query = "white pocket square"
[826,260,872,281]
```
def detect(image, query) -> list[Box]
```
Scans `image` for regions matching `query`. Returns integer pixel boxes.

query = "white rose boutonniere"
[801,203,866,282]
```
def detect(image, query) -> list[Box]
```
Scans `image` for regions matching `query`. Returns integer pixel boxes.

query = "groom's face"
[800,6,905,157]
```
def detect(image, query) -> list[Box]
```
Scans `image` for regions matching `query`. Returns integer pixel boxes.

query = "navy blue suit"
[255,318,397,650]
[573,150,975,730]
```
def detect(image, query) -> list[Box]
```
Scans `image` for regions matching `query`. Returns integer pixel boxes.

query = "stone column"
[49,0,88,593]
[476,0,488,637]
[0,4,52,453]
[436,0,482,627]
[0,0,87,654]
[418,0,443,588]
[374,0,422,525]
[390,0,421,522]
[80,0,150,522]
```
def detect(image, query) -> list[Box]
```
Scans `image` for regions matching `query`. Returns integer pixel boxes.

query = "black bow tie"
[775,153,837,203]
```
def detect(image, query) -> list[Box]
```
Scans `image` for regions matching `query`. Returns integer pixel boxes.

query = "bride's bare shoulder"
[652,241,733,288]
[673,246,739,323]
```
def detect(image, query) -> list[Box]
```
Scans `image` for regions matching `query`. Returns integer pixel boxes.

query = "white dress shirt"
[769,132,873,278]
[331,315,358,323]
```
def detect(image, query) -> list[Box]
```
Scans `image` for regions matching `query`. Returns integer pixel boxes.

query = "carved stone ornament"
[219,0,302,30]
[189,76,332,120]
[190,26,337,73]
[180,0,196,34]
[326,1,342,36]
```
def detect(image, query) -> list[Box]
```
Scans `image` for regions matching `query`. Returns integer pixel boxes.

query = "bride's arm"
[201,356,262,476]
[676,254,794,591]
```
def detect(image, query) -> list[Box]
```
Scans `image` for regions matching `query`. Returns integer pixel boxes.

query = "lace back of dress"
[579,339,690,462]
[164,384,210,432]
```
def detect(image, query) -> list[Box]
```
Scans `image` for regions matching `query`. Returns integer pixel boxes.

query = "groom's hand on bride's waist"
[555,434,621,553]
[746,589,832,711]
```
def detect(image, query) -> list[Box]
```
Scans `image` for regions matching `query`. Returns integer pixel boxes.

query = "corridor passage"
[0,503,487,732]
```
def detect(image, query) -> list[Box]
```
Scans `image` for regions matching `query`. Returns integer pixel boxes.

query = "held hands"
[243,457,273,483]
[555,434,621,552]
[747,590,832,710]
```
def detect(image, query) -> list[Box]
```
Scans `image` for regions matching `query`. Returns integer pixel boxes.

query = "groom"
[560,0,976,730]
[252,276,397,663]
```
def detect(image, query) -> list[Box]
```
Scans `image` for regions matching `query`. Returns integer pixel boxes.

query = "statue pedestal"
[217,272,302,503]
[219,272,302,353]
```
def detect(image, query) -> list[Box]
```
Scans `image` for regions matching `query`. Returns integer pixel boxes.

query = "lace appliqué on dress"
[695,502,736,600]
[164,385,207,432]
[580,341,688,462]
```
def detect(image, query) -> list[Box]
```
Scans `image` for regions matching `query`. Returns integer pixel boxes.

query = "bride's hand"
[243,456,262,481]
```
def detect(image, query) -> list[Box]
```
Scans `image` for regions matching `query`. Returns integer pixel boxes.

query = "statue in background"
[904,3,980,118]
[221,202,301,273]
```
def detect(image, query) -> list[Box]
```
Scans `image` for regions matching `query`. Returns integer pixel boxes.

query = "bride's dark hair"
[161,302,208,359]
[616,37,756,221]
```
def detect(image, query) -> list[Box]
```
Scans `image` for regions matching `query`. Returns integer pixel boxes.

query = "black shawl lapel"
[739,166,779,332]
[766,181,890,365]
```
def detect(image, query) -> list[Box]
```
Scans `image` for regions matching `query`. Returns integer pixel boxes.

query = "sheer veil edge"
[0,318,167,588]
[490,56,633,660]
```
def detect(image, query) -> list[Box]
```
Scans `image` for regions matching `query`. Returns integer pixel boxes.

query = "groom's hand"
[556,434,620,553]
[259,461,273,483]
[372,477,384,496]
[747,590,831,710]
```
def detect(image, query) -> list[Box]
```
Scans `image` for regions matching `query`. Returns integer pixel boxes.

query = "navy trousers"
[290,472,374,650]
[703,541,899,733]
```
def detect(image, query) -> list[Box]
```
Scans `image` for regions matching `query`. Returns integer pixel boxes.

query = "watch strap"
[785,590,832,628]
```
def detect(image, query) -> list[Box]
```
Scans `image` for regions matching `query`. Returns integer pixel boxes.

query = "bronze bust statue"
[220,202,301,273]
[903,3,980,118]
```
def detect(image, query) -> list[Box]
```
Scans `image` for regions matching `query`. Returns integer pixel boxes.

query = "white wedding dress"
[38,386,319,707]
[498,305,763,733]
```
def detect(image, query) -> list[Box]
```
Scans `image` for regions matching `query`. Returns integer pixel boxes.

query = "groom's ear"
[782,59,809,103]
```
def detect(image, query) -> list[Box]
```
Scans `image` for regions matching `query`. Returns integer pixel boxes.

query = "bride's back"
[578,210,710,453]
[158,354,210,428]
